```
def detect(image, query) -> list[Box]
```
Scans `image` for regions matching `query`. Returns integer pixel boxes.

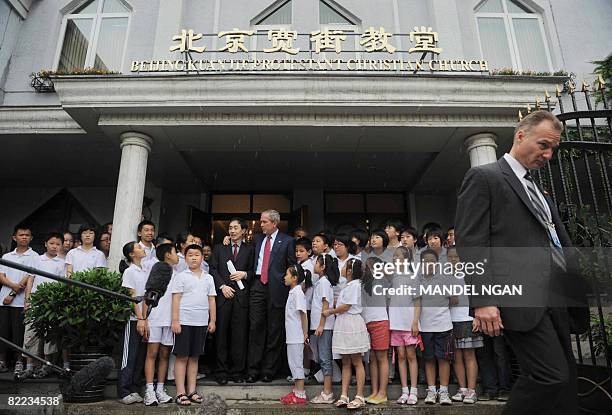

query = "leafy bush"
[25,268,132,352]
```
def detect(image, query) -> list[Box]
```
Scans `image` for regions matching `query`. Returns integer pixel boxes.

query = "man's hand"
[474,306,504,337]
[221,285,235,299]
[229,271,246,281]
[322,309,333,317]
[223,236,231,246]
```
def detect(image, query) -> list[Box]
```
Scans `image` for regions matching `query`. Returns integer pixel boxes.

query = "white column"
[464,133,498,167]
[108,132,153,271]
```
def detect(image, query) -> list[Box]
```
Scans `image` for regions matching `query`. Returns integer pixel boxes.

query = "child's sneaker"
[407,392,418,405]
[439,390,452,405]
[13,361,24,375]
[310,391,334,404]
[463,390,477,404]
[155,387,173,404]
[424,389,437,404]
[119,393,141,405]
[451,391,465,402]
[282,392,307,405]
[144,389,158,406]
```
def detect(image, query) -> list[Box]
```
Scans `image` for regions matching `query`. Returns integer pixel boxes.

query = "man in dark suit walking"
[455,110,588,414]
[246,209,296,383]
[209,218,254,384]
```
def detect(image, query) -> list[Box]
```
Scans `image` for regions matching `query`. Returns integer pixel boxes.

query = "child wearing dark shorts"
[171,245,216,407]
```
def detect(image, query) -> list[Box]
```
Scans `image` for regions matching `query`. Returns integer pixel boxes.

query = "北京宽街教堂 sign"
[130,26,489,73]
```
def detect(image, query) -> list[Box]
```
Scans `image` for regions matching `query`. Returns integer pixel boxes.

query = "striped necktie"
[524,172,567,271]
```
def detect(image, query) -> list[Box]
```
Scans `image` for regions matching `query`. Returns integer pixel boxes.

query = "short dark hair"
[156,233,174,246]
[401,226,418,239]
[78,224,97,237]
[350,228,369,249]
[13,223,32,235]
[313,231,332,247]
[184,244,203,255]
[137,220,155,232]
[426,228,444,243]
[229,218,248,230]
[44,232,64,243]
[295,237,312,252]
[156,243,176,262]
[384,219,404,233]
[333,233,356,254]
[420,248,439,262]
[175,230,193,250]
[370,229,389,249]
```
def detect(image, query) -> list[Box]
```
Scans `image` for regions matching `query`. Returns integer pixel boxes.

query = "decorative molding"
[99,111,518,127]
[0,107,85,134]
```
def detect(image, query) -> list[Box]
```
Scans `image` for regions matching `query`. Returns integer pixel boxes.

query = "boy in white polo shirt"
[0,224,38,376]
[65,224,107,276]
[171,244,216,407]
[20,232,65,380]
[419,249,457,406]
[143,243,179,406]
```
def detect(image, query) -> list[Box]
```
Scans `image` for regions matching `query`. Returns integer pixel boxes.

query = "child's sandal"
[335,395,350,407]
[187,391,203,404]
[347,395,366,409]
[175,394,191,406]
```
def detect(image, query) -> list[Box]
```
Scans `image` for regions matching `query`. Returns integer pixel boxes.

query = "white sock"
[322,391,333,398]
[428,385,437,393]
[439,385,448,393]
[156,382,164,391]
[402,386,409,394]
[146,383,154,392]
[410,387,418,395]
[467,388,476,394]
[294,389,306,398]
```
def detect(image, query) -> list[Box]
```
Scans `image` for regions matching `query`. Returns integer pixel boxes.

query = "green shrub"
[25,268,132,352]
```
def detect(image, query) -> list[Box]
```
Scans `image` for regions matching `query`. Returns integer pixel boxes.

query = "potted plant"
[26,268,132,402]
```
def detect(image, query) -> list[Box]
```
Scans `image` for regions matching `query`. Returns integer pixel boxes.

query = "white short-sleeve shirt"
[121,263,149,321]
[388,274,421,331]
[310,276,335,330]
[31,254,65,294]
[337,279,362,315]
[139,241,157,264]
[450,274,472,322]
[361,279,389,324]
[147,270,175,327]
[419,273,453,332]
[0,248,38,308]
[172,269,216,326]
[285,285,307,344]
[65,246,107,273]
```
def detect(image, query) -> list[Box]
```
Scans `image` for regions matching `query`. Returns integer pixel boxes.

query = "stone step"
[1,373,491,401]
[2,399,506,415]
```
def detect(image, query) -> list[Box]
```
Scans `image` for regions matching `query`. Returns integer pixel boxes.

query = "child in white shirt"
[171,244,216,407]
[280,264,311,405]
[324,258,369,410]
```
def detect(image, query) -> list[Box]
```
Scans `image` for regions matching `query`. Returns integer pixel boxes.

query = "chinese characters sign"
[131,26,489,73]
